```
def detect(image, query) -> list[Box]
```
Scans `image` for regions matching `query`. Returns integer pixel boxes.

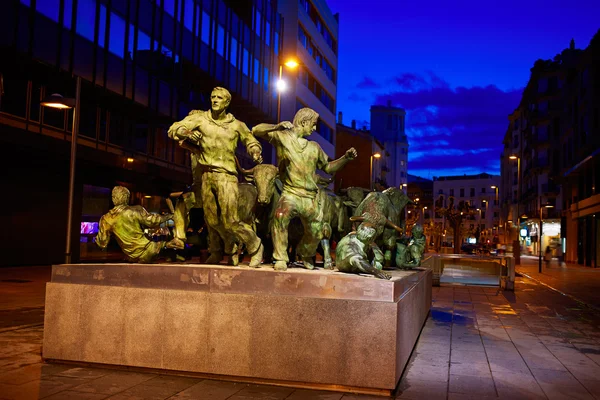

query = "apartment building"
[277,0,338,157]
[433,173,502,246]
[501,36,599,266]
[370,101,408,188]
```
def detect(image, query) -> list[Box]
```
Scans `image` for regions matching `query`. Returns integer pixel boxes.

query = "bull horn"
[385,219,404,234]
[349,216,365,223]
[235,156,254,176]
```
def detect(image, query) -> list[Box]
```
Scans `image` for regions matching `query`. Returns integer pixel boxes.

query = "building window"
[109,12,126,57]
[201,11,211,44]
[317,121,333,143]
[36,0,60,22]
[460,188,464,197]
[98,4,107,48]
[253,58,259,84]
[449,189,454,196]
[470,188,475,197]
[183,0,194,30]
[216,25,225,56]
[163,0,176,16]
[481,187,486,193]
[230,37,238,67]
[242,48,249,75]
[76,0,96,42]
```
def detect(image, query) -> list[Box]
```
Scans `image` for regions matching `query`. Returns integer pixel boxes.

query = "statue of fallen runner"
[335,213,405,280]
[396,224,426,269]
[95,186,194,263]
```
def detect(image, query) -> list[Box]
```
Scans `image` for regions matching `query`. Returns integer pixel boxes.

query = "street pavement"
[515,255,600,310]
[2,261,600,399]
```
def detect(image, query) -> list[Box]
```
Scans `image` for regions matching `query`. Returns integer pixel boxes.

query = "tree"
[435,196,477,254]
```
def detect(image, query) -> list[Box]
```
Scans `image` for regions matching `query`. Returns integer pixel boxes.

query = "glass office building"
[0,0,283,265]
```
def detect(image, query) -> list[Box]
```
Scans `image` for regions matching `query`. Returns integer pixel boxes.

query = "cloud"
[372,71,523,177]
[356,77,380,89]
[347,92,368,102]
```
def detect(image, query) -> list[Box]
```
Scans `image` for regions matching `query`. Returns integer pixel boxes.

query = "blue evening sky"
[327,0,600,179]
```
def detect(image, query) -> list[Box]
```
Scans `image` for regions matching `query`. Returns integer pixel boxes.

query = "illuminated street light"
[40,77,81,264]
[369,152,381,190]
[277,59,300,123]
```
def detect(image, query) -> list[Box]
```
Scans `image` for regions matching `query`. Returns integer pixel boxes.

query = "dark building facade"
[501,34,600,266]
[334,115,387,192]
[0,0,282,266]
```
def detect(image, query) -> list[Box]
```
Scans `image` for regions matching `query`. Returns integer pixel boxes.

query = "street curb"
[516,270,600,313]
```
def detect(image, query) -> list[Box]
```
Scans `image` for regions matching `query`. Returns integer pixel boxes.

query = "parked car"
[461,244,478,254]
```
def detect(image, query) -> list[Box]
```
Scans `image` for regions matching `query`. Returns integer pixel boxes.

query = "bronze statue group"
[95,87,425,279]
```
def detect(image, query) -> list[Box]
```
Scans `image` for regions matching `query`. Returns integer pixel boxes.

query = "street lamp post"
[422,206,427,225]
[490,185,498,204]
[276,59,299,123]
[509,155,521,264]
[41,76,81,264]
[538,203,554,273]
[369,152,381,190]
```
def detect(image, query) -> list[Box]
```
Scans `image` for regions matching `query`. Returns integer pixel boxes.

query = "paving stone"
[396,378,447,399]
[104,383,185,400]
[449,362,492,378]
[403,364,449,382]
[565,365,600,381]
[55,367,111,380]
[451,350,489,364]
[578,379,600,399]
[284,389,344,400]
[43,390,110,399]
[227,383,295,399]
[168,379,245,399]
[409,351,450,367]
[538,383,594,400]
[448,375,496,396]
[138,375,200,391]
[69,372,154,395]
[489,358,531,374]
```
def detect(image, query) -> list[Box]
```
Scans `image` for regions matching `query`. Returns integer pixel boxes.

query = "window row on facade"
[297,24,335,82]
[297,0,336,54]
[298,67,335,114]
[17,0,281,118]
[0,71,190,168]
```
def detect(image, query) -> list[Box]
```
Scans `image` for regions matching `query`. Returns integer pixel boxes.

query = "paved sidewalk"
[516,255,600,309]
[3,266,600,399]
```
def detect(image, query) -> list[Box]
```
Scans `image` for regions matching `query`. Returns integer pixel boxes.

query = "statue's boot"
[301,256,315,270]
[166,237,185,250]
[205,252,224,264]
[274,260,287,271]
[248,243,264,268]
[228,253,239,267]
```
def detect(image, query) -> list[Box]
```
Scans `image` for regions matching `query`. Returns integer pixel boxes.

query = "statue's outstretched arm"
[349,255,391,280]
[251,121,292,138]
[323,148,357,174]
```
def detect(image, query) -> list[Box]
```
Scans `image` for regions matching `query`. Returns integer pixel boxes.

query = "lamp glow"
[126,157,134,163]
[41,93,75,109]
[284,60,299,68]
[373,152,381,158]
[276,79,287,92]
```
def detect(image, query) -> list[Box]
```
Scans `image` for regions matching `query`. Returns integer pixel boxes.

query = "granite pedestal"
[42,263,432,395]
